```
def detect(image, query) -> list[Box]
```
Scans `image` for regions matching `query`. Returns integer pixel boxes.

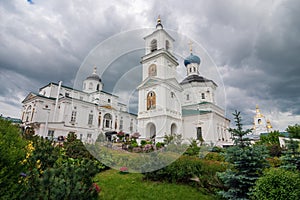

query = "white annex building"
[21,17,231,146]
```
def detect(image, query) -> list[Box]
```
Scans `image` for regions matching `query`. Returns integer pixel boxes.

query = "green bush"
[252,168,300,200]
[0,118,26,199]
[183,139,200,156]
[144,156,226,193]
[204,152,225,162]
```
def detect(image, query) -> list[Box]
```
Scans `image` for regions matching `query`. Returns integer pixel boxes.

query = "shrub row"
[144,155,227,193]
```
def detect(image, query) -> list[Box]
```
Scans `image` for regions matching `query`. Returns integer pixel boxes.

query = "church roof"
[180,75,216,86]
[86,74,101,82]
[184,53,201,66]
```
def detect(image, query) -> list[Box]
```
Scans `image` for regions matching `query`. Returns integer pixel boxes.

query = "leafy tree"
[64,132,94,159]
[259,130,282,145]
[258,130,283,157]
[286,124,300,139]
[252,168,300,200]
[218,111,269,200]
[280,124,300,171]
[0,118,26,199]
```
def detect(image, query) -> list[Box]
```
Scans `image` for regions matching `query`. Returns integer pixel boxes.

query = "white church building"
[21,17,231,146]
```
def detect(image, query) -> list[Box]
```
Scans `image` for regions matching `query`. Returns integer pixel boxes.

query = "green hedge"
[144,156,227,193]
[252,168,300,200]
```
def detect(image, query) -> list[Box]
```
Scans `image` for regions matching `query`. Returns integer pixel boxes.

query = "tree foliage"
[218,111,269,200]
[0,118,27,199]
[228,110,252,148]
[252,168,300,200]
[286,124,300,139]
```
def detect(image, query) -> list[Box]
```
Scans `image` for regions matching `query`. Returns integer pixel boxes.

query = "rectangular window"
[201,93,205,99]
[48,130,54,138]
[80,134,83,140]
[88,114,93,125]
[71,111,77,123]
[186,94,190,100]
[87,133,92,138]
[197,127,202,141]
[65,92,70,97]
[130,119,133,132]
[119,118,123,130]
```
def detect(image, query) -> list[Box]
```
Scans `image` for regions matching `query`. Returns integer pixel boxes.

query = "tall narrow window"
[147,91,156,110]
[119,117,123,130]
[197,127,203,141]
[88,114,93,125]
[103,113,112,128]
[130,119,133,132]
[26,105,32,122]
[89,82,93,90]
[71,111,77,123]
[201,93,205,99]
[150,39,157,52]
[166,40,170,51]
[48,130,54,139]
[115,116,118,129]
[148,64,157,76]
[186,94,190,101]
[98,112,101,127]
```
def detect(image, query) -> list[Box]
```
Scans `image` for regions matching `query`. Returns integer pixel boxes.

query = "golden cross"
[188,40,193,53]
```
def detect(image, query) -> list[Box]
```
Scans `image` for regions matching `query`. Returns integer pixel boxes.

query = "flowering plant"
[120,166,128,174]
[92,183,101,193]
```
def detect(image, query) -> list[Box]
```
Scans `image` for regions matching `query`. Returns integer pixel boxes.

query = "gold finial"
[256,104,259,109]
[188,40,193,53]
[156,15,163,29]
[157,15,161,23]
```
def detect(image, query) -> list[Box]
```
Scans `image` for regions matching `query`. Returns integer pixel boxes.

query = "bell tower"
[141,16,179,81]
[137,16,182,142]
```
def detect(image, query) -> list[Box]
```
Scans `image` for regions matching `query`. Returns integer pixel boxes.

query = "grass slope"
[94,169,216,200]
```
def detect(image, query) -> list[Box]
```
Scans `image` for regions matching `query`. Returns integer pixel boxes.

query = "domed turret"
[83,66,103,93]
[184,53,201,67]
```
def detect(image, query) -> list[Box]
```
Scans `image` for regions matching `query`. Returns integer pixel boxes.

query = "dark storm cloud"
[0,0,299,130]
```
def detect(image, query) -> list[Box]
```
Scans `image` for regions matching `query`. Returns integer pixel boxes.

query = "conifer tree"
[218,111,268,200]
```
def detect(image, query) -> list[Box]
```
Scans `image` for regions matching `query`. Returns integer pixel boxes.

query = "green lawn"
[94,169,216,200]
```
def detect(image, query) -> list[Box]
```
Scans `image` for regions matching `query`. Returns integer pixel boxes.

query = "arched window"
[89,82,93,90]
[166,40,170,51]
[171,123,177,135]
[103,113,112,128]
[148,64,157,76]
[147,91,156,110]
[150,39,157,52]
[97,84,100,91]
[25,105,32,122]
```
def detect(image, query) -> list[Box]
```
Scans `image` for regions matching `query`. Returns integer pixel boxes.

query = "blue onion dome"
[184,53,201,67]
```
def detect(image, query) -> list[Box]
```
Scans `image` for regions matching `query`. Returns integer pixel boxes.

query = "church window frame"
[119,117,123,130]
[89,82,93,90]
[103,113,112,128]
[71,110,77,123]
[166,40,170,51]
[201,93,205,99]
[186,94,190,101]
[88,114,93,125]
[147,91,156,110]
[150,39,157,52]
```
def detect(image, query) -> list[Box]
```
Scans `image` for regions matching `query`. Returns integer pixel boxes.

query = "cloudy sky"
[0,0,299,131]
